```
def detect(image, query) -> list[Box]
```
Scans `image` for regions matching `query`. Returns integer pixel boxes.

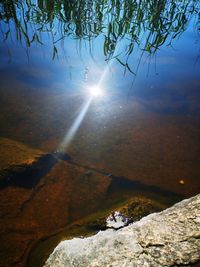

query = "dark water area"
[0,1,200,266]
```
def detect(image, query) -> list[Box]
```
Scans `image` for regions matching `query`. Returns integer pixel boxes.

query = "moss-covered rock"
[87,197,165,230]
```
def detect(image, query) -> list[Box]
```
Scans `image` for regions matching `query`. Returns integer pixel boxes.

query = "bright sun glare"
[88,85,103,97]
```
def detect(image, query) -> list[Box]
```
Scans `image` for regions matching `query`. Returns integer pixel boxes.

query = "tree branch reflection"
[0,0,199,73]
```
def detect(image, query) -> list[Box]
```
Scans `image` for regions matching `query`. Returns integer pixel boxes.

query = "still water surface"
[0,0,200,266]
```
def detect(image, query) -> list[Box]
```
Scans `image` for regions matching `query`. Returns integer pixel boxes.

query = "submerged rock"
[0,153,58,188]
[0,137,189,267]
[0,137,43,170]
[44,194,200,267]
[0,137,112,267]
[0,137,58,188]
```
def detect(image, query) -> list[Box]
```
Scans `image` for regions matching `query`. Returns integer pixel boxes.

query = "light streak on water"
[59,97,92,151]
[58,44,120,151]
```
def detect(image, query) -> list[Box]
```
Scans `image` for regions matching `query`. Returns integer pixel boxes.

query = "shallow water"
[1,0,200,195]
[0,1,200,266]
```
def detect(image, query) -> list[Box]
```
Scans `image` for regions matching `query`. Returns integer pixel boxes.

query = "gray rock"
[44,194,200,267]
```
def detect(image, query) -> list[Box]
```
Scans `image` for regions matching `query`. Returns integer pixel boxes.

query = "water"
[0,1,200,266]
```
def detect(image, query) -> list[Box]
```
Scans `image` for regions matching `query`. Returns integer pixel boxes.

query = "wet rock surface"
[44,194,200,267]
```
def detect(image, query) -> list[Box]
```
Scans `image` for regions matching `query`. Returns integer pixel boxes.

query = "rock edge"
[44,194,200,267]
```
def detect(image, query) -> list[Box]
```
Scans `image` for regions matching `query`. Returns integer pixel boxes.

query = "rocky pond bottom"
[0,137,193,267]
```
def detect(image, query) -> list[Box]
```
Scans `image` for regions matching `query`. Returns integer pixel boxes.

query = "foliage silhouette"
[0,0,199,73]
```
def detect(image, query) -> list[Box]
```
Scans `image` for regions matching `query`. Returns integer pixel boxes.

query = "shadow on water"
[0,149,183,197]
[0,0,199,73]
[106,174,183,199]
[0,151,73,189]
[67,159,184,200]
[0,154,58,188]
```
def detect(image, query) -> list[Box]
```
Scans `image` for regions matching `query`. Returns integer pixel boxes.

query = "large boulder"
[44,194,200,267]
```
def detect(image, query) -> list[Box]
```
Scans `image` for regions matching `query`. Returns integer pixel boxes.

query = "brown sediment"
[0,86,200,266]
[0,84,200,197]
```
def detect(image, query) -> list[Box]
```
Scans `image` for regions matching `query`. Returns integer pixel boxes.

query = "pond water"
[0,0,200,266]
